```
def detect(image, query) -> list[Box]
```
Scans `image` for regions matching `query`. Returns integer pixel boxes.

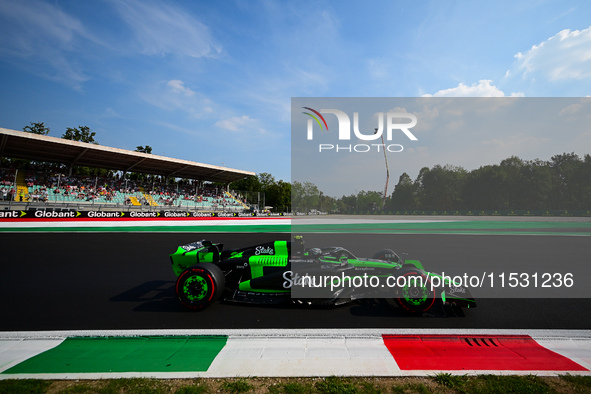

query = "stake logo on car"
[255,246,274,255]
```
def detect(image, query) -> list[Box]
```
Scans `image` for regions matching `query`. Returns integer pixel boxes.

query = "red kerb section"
[382,334,588,371]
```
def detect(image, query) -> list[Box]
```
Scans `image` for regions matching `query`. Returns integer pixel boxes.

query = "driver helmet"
[309,247,322,256]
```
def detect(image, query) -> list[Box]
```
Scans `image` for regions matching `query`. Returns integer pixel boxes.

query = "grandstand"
[0,127,258,213]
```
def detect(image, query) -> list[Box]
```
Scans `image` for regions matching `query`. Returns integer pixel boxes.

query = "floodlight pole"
[376,128,389,209]
[13,169,18,202]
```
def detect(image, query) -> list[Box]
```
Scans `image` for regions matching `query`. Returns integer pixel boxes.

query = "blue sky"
[1,0,591,190]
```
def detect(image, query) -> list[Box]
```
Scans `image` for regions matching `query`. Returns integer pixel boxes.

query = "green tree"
[416,164,467,211]
[573,154,591,209]
[318,192,337,213]
[291,181,321,212]
[356,190,383,212]
[135,146,153,154]
[518,159,552,210]
[340,193,358,214]
[254,173,293,212]
[257,173,276,191]
[498,156,525,210]
[62,126,98,144]
[230,175,260,192]
[229,173,292,212]
[23,122,50,135]
[229,175,263,209]
[388,172,417,211]
[265,180,291,212]
[462,165,506,210]
[549,152,582,209]
[291,181,304,211]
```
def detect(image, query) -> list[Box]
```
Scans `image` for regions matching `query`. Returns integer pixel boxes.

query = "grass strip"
[3,375,591,393]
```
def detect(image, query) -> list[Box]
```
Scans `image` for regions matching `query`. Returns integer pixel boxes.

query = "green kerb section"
[2,336,227,374]
[292,221,591,236]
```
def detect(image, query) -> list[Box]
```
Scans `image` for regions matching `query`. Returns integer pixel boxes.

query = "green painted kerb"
[292,221,591,236]
[2,336,227,374]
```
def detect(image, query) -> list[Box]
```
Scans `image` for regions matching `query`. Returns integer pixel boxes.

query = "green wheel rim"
[183,275,208,301]
[402,277,429,306]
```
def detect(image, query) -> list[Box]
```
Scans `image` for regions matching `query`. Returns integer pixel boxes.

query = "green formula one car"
[170,236,476,314]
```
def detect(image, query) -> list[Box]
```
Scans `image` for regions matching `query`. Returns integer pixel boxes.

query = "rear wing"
[170,240,224,276]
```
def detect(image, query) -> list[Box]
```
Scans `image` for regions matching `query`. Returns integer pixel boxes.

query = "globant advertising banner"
[0,210,287,219]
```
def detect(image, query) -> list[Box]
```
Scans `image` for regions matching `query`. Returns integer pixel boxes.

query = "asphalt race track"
[1,232,590,331]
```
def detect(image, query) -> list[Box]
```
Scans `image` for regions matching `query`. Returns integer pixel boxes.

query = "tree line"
[292,153,591,213]
[229,173,291,212]
[23,122,99,144]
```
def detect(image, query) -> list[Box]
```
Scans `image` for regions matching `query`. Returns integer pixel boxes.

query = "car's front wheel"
[394,269,436,314]
[175,263,225,311]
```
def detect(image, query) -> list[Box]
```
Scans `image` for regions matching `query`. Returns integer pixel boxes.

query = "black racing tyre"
[175,263,225,311]
[372,249,400,263]
[394,269,436,314]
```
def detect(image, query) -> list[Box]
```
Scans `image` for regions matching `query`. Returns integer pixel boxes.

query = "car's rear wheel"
[394,270,436,314]
[176,263,225,310]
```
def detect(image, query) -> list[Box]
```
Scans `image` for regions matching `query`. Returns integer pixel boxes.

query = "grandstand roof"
[0,127,255,183]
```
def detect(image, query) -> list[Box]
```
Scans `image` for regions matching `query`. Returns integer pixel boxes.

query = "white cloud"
[423,80,524,97]
[559,103,582,116]
[110,0,221,58]
[141,80,213,119]
[515,26,591,81]
[102,107,122,118]
[215,115,260,132]
[166,80,196,97]
[0,0,99,88]
[558,98,591,118]
[0,1,84,54]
